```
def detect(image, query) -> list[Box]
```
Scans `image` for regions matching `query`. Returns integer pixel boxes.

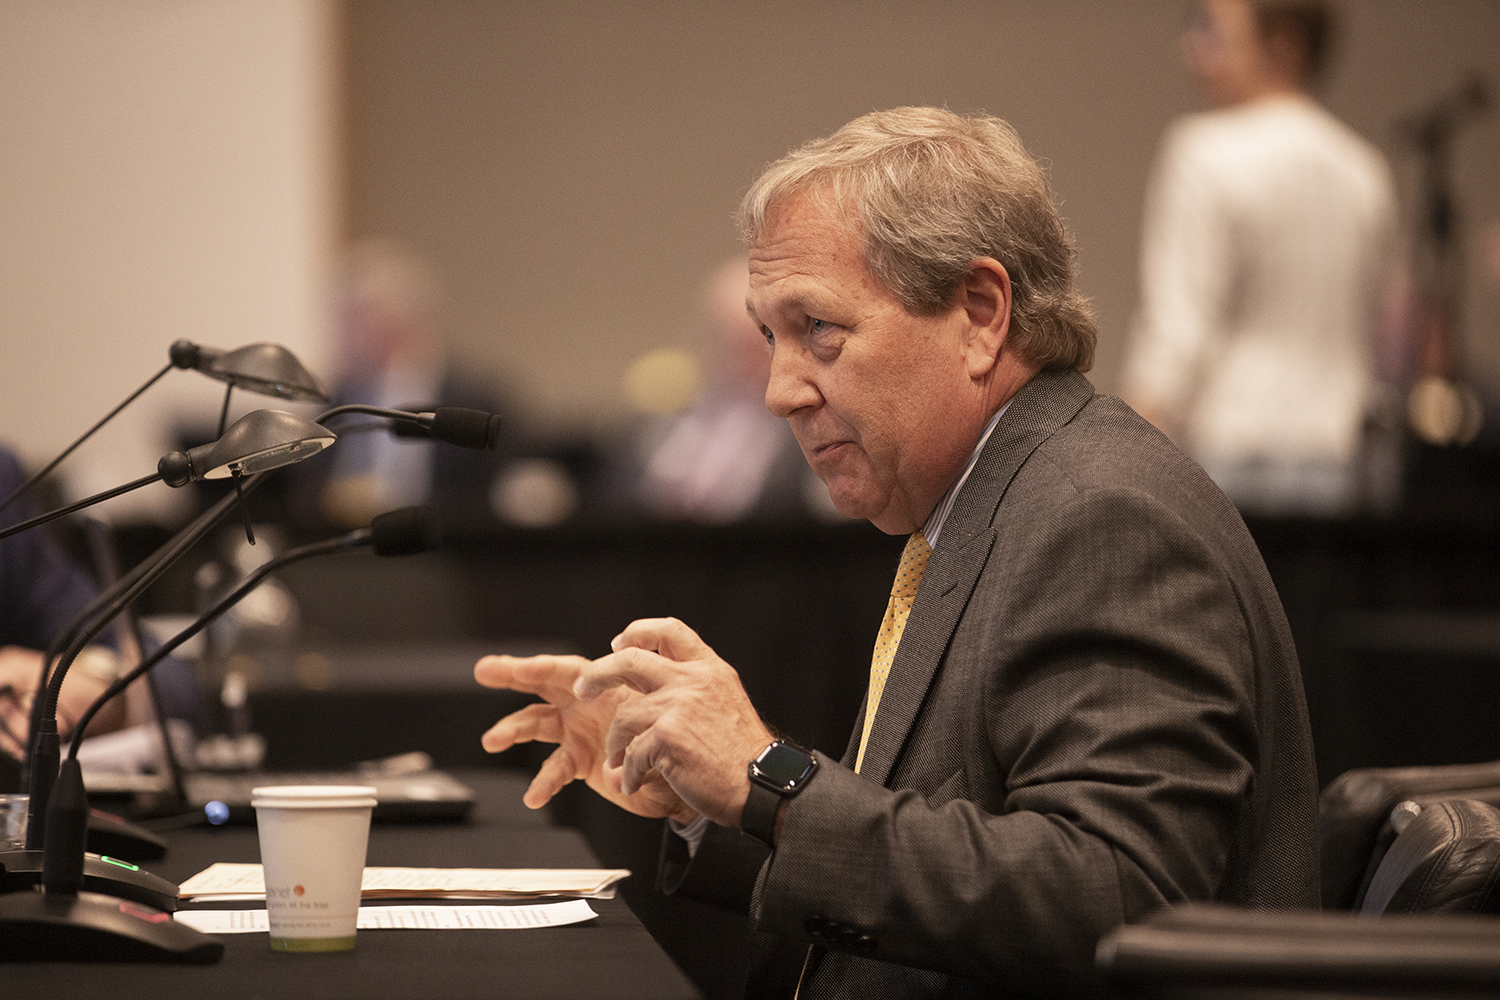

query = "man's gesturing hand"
[474,652,693,823]
[575,617,774,829]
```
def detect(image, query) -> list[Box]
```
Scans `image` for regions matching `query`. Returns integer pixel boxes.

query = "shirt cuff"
[667,813,711,858]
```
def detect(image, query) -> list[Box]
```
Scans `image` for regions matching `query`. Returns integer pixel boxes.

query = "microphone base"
[0,850,179,911]
[0,889,222,964]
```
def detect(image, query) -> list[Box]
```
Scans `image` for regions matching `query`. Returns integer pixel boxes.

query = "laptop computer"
[182,766,474,825]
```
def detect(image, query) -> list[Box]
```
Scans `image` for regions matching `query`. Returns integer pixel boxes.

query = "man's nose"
[765,346,820,418]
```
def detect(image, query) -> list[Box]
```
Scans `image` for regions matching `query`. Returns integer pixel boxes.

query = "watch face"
[755,743,816,789]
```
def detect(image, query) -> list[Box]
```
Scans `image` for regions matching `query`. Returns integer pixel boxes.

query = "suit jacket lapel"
[854,369,1096,786]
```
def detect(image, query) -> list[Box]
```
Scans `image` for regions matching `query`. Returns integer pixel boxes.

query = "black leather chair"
[1359,798,1500,916]
[1318,759,1500,909]
[1096,902,1500,999]
[1096,770,1500,997]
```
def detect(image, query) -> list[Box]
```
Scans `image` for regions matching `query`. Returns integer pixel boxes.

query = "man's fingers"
[574,646,684,701]
[610,617,714,660]
[617,726,668,798]
[602,694,659,768]
[481,703,563,754]
[475,654,585,699]
[524,745,581,809]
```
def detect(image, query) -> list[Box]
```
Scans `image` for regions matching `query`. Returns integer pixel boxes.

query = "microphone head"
[201,343,329,402]
[201,410,337,479]
[429,407,503,450]
[369,505,441,557]
[158,450,195,488]
[170,340,213,370]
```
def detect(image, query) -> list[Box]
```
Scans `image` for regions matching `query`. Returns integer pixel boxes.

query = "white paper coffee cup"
[252,785,378,952]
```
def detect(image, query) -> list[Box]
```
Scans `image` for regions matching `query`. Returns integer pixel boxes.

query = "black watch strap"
[742,740,818,847]
[741,781,783,848]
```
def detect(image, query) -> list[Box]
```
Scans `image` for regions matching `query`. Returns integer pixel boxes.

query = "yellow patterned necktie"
[855,531,932,773]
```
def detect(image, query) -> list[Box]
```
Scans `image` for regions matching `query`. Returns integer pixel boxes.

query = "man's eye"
[760,325,775,346]
[810,318,830,335]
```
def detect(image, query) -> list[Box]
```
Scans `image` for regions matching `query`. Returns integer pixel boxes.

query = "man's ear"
[956,258,1012,379]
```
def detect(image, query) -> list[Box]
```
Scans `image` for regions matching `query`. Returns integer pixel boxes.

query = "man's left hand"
[577,617,774,828]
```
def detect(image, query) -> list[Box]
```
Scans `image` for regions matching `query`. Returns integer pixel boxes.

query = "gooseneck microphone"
[0,339,326,518]
[0,407,338,544]
[0,477,269,964]
[24,477,272,853]
[0,506,438,963]
[316,404,504,451]
[68,505,440,757]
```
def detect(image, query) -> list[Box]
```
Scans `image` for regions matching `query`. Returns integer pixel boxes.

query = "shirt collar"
[920,398,1012,548]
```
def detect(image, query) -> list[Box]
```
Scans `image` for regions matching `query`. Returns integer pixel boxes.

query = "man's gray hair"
[739,107,1096,372]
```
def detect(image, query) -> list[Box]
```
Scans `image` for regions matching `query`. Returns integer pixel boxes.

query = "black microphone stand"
[0,473,163,543]
[0,507,433,962]
[68,510,431,754]
[0,362,175,518]
[21,479,261,853]
[79,518,184,858]
[0,338,326,519]
[0,481,260,964]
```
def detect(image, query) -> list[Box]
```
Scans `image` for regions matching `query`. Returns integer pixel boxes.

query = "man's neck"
[1221,77,1307,108]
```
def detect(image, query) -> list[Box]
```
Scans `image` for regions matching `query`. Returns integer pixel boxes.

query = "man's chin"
[821,479,882,524]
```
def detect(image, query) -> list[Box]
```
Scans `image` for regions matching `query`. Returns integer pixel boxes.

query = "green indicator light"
[100,856,141,872]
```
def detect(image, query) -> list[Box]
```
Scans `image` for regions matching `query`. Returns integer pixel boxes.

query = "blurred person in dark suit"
[300,239,512,529]
[0,447,135,767]
[1122,1,1400,515]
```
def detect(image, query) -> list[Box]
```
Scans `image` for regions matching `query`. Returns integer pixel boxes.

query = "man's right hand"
[475,652,696,825]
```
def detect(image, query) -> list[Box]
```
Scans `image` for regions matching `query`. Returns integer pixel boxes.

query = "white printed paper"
[178,863,628,900]
[174,899,597,934]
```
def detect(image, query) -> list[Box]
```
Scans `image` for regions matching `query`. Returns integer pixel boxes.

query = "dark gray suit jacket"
[660,369,1319,998]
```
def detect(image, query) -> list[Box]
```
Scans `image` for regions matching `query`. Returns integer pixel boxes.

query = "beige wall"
[345,0,1500,438]
[2,1,1495,501]
[0,0,339,515]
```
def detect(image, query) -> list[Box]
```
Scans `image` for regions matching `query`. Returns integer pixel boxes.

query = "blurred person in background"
[0,447,126,766]
[629,256,825,524]
[0,446,190,774]
[298,239,512,530]
[1122,0,1400,515]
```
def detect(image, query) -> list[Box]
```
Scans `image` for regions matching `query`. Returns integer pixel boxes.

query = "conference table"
[10,769,701,999]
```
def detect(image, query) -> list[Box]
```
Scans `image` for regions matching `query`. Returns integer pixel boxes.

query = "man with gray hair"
[476,107,1318,998]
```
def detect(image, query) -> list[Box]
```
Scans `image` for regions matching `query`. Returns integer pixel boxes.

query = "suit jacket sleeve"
[0,450,104,651]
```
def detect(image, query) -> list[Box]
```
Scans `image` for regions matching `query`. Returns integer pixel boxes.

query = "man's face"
[748,190,990,535]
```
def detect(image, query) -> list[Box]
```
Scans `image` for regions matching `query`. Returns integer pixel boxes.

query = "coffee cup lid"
[250,785,379,809]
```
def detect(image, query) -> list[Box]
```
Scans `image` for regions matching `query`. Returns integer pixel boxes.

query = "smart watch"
[742,740,818,847]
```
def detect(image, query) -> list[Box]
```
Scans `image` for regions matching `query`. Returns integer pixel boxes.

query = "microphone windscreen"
[390,420,432,440]
[370,505,440,557]
[429,407,502,450]
[42,758,89,894]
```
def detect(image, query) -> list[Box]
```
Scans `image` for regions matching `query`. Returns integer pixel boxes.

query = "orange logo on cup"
[294,885,305,896]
